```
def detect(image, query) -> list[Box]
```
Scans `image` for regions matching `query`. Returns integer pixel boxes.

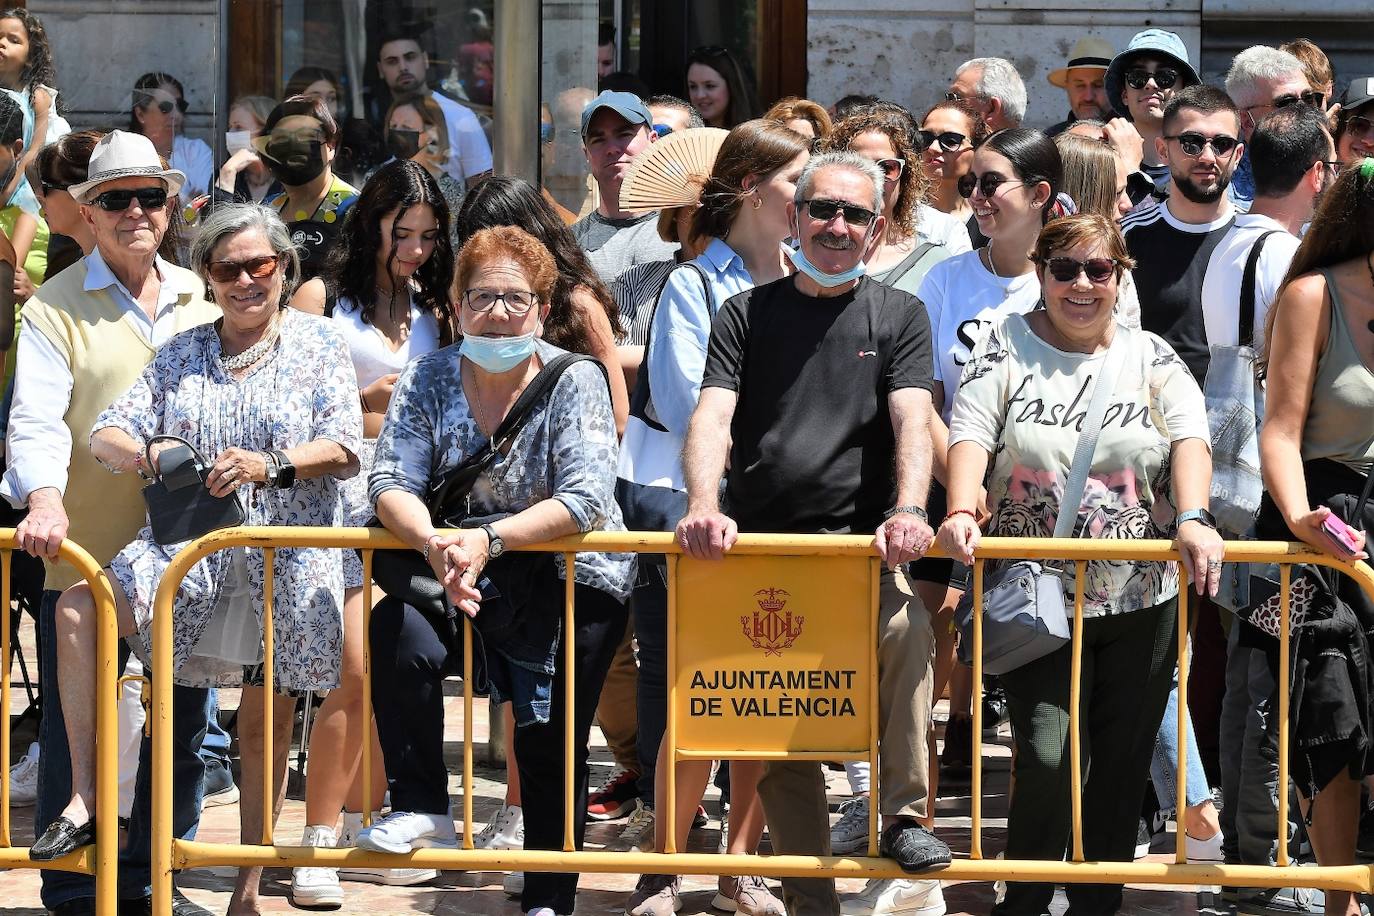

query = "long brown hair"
[691,118,809,242]
[1054,133,1120,220]
[1259,158,1374,374]
[826,109,930,238]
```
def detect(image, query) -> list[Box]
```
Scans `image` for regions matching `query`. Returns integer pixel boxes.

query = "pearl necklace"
[220,313,282,371]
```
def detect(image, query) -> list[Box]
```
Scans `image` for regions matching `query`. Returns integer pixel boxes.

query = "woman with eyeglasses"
[686,45,759,129]
[937,213,1221,916]
[129,72,211,203]
[256,95,360,282]
[920,98,988,227]
[360,225,632,916]
[1335,76,1374,168]
[37,204,361,916]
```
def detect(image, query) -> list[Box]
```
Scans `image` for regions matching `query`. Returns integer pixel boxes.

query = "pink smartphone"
[1321,514,1363,557]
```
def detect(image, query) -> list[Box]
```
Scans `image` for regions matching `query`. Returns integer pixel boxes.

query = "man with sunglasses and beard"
[1121,85,1242,385]
[2,130,219,916]
[1224,46,1314,214]
[1104,29,1201,203]
[676,151,950,916]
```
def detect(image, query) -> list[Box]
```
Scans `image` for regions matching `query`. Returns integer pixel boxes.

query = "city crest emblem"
[741,588,804,656]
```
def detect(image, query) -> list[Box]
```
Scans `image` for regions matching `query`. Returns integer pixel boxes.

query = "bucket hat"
[1105,29,1200,118]
[69,130,186,203]
[1048,37,1115,88]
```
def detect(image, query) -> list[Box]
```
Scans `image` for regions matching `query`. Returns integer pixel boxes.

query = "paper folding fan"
[618,127,729,212]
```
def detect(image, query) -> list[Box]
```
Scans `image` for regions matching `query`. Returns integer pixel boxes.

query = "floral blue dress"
[370,339,635,603]
[93,309,363,689]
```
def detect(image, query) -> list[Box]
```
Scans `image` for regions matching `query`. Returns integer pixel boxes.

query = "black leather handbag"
[368,353,595,619]
[141,435,246,545]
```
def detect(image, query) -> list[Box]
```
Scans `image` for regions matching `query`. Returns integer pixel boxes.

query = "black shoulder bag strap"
[428,352,595,523]
[628,261,716,433]
[1238,230,1280,348]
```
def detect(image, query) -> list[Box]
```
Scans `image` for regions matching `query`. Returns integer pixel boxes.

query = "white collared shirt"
[2,249,189,505]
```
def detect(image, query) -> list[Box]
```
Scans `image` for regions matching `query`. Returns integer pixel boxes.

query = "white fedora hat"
[69,130,186,203]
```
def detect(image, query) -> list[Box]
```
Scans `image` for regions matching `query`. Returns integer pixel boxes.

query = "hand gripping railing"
[0,529,121,916]
[147,528,1374,911]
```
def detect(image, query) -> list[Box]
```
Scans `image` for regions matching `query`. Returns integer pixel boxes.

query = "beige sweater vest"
[22,259,219,591]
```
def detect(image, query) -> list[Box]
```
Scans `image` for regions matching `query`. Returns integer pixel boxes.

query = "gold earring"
[751,196,762,210]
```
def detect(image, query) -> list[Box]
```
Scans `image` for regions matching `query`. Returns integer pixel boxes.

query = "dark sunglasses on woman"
[873,157,905,180]
[918,130,967,153]
[91,187,170,212]
[1039,256,1118,284]
[957,171,1022,199]
[1124,67,1180,91]
[207,256,280,283]
[155,98,190,115]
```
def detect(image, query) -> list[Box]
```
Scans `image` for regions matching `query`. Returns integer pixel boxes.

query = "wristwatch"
[1173,508,1217,533]
[482,523,506,558]
[270,450,296,489]
[885,505,929,522]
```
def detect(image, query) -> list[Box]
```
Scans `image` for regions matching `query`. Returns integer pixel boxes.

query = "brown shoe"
[712,875,785,915]
[626,873,682,915]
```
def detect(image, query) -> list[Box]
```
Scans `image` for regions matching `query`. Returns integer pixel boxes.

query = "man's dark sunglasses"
[957,171,1021,199]
[918,130,967,153]
[1164,132,1240,157]
[156,98,190,115]
[1124,67,1180,91]
[91,187,170,212]
[1256,90,1325,112]
[803,198,877,228]
[1039,256,1118,284]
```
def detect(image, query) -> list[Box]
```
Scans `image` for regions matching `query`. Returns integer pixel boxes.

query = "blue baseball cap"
[580,90,652,138]
[1105,29,1201,119]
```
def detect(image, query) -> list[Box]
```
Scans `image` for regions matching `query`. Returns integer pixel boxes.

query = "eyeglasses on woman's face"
[1037,256,1119,284]
[207,255,280,283]
[957,171,1023,200]
[918,130,968,153]
[463,288,538,315]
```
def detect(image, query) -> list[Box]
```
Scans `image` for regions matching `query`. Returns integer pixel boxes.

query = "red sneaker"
[587,768,641,821]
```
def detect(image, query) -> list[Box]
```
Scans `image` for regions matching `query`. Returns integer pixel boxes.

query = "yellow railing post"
[970,558,984,861]
[1175,568,1191,865]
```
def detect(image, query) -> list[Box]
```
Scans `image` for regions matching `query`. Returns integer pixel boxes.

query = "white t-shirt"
[949,313,1210,616]
[171,135,214,202]
[1200,213,1300,349]
[331,293,442,390]
[916,203,973,255]
[431,91,494,186]
[916,248,1041,421]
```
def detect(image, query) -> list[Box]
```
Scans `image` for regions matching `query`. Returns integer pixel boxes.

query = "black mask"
[386,128,422,161]
[264,137,327,186]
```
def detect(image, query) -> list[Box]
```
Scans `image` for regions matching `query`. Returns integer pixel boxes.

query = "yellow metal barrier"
[0,529,121,916]
[148,527,1374,910]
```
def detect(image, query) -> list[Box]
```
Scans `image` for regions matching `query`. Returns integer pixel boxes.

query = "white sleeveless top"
[332,293,443,389]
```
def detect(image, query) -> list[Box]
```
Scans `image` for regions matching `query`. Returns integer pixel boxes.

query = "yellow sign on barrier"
[673,555,874,756]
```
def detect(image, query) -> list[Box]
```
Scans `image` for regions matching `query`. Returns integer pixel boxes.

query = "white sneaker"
[504,870,524,896]
[476,803,525,849]
[526,908,555,916]
[830,795,871,855]
[338,811,438,885]
[1186,829,1225,863]
[839,878,945,915]
[9,742,39,806]
[355,809,457,854]
[290,825,343,908]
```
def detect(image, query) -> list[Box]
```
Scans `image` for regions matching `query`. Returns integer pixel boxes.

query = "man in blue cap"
[1105,29,1200,201]
[572,89,678,284]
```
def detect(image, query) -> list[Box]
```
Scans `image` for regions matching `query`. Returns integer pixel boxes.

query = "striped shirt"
[611,258,677,347]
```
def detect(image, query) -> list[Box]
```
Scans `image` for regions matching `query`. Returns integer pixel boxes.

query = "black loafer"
[50,899,97,916]
[29,815,94,861]
[880,819,952,872]
[117,890,213,916]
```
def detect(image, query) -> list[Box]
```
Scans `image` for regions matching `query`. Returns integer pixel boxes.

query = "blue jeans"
[200,691,231,765]
[1151,677,1213,810]
[36,589,213,907]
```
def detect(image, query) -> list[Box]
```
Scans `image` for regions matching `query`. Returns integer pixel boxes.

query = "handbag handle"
[144,434,214,480]
[1052,329,1126,538]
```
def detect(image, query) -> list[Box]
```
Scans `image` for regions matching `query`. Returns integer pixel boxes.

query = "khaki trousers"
[595,617,640,773]
[758,565,935,915]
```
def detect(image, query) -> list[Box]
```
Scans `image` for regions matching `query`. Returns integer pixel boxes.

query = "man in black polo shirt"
[675,152,949,916]
[1122,84,1240,383]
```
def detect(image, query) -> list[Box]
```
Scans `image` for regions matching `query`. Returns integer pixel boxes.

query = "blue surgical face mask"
[460,330,538,373]
[782,237,870,288]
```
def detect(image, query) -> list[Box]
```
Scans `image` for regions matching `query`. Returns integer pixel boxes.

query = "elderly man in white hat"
[3,129,219,916]
[1046,37,1116,136]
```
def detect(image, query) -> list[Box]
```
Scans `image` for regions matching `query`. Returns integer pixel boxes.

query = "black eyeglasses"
[1163,132,1240,157]
[802,198,877,228]
[918,130,967,153]
[90,187,169,212]
[957,172,1023,199]
[1124,67,1180,91]
[463,288,537,314]
[1246,90,1325,114]
[944,89,986,104]
[1038,256,1118,284]
[207,255,280,283]
[155,98,189,115]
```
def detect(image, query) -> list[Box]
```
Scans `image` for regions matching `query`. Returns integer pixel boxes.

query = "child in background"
[0,8,65,271]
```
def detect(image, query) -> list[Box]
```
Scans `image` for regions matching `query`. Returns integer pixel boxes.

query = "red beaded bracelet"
[943,508,977,523]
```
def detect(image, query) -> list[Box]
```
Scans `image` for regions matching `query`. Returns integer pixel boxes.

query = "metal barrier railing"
[0,529,121,916]
[147,527,1374,910]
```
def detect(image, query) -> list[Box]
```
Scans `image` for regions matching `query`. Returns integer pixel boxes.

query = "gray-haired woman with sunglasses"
[37,203,361,915]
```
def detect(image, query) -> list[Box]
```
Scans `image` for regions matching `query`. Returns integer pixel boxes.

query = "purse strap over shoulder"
[1053,330,1126,538]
